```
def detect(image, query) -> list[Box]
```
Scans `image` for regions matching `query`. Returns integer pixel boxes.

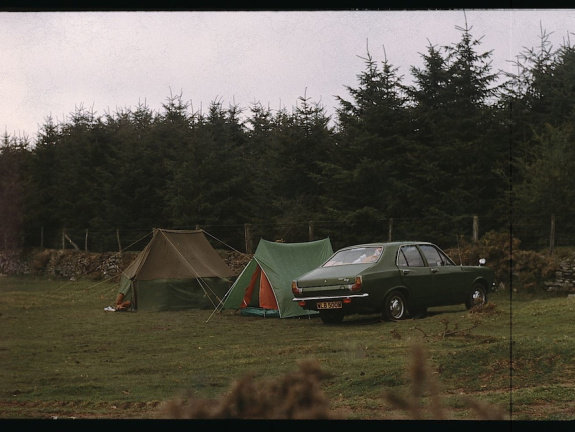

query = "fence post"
[62,229,65,250]
[244,223,253,254]
[40,227,44,250]
[309,221,314,241]
[116,229,122,252]
[388,218,393,242]
[85,229,89,252]
[550,214,555,256]
[473,215,479,242]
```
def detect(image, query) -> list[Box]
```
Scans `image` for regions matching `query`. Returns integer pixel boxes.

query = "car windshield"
[323,247,383,267]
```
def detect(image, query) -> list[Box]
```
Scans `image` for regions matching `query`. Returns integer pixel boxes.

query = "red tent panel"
[259,271,278,310]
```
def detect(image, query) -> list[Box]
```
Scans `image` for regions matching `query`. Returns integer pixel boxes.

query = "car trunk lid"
[296,264,371,289]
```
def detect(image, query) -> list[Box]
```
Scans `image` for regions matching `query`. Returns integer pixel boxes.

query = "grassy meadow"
[1,275,575,420]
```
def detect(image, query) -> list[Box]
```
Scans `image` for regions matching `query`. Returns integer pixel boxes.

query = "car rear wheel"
[382,291,407,321]
[319,309,345,324]
[465,283,487,309]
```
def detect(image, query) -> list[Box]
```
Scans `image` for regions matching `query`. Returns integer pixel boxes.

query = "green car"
[291,241,495,324]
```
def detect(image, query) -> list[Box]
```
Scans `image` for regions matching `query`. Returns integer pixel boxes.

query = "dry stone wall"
[0,249,138,280]
[0,248,249,280]
[6,248,571,291]
[544,255,575,292]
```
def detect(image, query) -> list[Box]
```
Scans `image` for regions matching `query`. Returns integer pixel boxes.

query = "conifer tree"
[407,21,506,242]
[26,118,61,246]
[50,106,104,235]
[320,47,414,244]
[98,103,158,234]
[0,133,30,249]
[266,94,334,240]
[245,101,276,223]
[502,31,575,247]
[164,98,252,250]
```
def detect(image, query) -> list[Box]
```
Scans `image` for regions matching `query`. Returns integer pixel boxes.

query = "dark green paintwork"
[292,241,495,319]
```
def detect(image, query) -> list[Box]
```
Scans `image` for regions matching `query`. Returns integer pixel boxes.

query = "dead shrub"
[469,301,499,315]
[385,344,446,420]
[31,249,52,273]
[447,231,556,293]
[385,345,507,420]
[162,348,508,420]
[162,360,336,419]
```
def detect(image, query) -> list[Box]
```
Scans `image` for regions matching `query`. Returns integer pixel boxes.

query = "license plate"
[317,301,342,310]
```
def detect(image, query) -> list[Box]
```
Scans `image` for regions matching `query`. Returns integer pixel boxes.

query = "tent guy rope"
[43,230,153,307]
[159,230,223,310]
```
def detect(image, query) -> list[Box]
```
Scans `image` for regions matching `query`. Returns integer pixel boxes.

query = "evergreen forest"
[2,24,575,253]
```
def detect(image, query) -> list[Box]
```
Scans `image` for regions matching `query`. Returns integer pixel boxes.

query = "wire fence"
[4,213,572,255]
[512,213,575,253]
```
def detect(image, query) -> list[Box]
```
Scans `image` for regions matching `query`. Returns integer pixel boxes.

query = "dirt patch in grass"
[0,400,164,419]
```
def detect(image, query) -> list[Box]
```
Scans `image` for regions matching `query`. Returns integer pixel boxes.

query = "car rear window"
[323,247,383,266]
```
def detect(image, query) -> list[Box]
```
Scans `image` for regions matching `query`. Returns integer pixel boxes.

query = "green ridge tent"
[116,229,235,312]
[221,238,333,318]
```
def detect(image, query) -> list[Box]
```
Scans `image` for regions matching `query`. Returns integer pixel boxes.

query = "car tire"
[382,291,407,321]
[319,309,344,324]
[465,283,487,309]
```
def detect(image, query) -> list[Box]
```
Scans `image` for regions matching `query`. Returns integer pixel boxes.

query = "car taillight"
[291,281,302,295]
[351,275,362,291]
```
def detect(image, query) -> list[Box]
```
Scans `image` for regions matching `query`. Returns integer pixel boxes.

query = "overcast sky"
[2,9,575,139]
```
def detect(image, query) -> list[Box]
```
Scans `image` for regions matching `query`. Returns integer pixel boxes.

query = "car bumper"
[293,293,368,302]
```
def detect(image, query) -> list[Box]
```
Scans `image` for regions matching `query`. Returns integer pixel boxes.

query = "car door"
[418,244,468,305]
[396,245,436,307]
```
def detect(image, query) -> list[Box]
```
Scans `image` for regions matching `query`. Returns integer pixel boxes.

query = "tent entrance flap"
[242,266,261,308]
[240,265,278,310]
[258,269,277,310]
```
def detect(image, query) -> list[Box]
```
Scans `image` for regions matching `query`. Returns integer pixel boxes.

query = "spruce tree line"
[2,24,575,252]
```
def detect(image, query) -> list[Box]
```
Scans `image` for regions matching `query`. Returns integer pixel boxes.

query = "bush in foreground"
[161,345,507,420]
[161,359,336,419]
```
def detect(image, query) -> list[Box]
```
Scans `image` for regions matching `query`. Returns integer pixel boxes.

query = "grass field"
[1,275,575,420]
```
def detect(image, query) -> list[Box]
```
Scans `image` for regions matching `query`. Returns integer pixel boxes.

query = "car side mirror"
[479,258,486,266]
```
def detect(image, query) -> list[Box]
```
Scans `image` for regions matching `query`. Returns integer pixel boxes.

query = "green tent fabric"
[117,229,235,312]
[221,238,333,318]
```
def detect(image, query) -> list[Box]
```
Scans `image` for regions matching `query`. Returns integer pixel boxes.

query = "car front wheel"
[382,291,407,321]
[465,283,487,309]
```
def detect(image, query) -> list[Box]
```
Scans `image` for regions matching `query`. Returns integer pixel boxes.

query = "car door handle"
[431,268,439,273]
[402,270,410,275]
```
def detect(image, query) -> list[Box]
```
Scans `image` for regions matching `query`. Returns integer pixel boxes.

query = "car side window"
[420,245,442,266]
[397,245,425,267]
[420,245,456,266]
[437,249,456,266]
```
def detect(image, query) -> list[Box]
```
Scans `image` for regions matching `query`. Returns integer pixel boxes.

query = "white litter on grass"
[104,306,116,312]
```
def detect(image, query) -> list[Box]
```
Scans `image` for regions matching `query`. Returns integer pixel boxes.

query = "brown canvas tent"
[116,229,235,312]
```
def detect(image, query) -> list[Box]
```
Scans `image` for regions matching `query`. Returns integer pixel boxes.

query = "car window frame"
[396,245,426,267]
[419,244,456,266]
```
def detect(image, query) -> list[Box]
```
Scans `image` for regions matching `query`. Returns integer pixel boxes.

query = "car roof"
[339,241,434,249]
